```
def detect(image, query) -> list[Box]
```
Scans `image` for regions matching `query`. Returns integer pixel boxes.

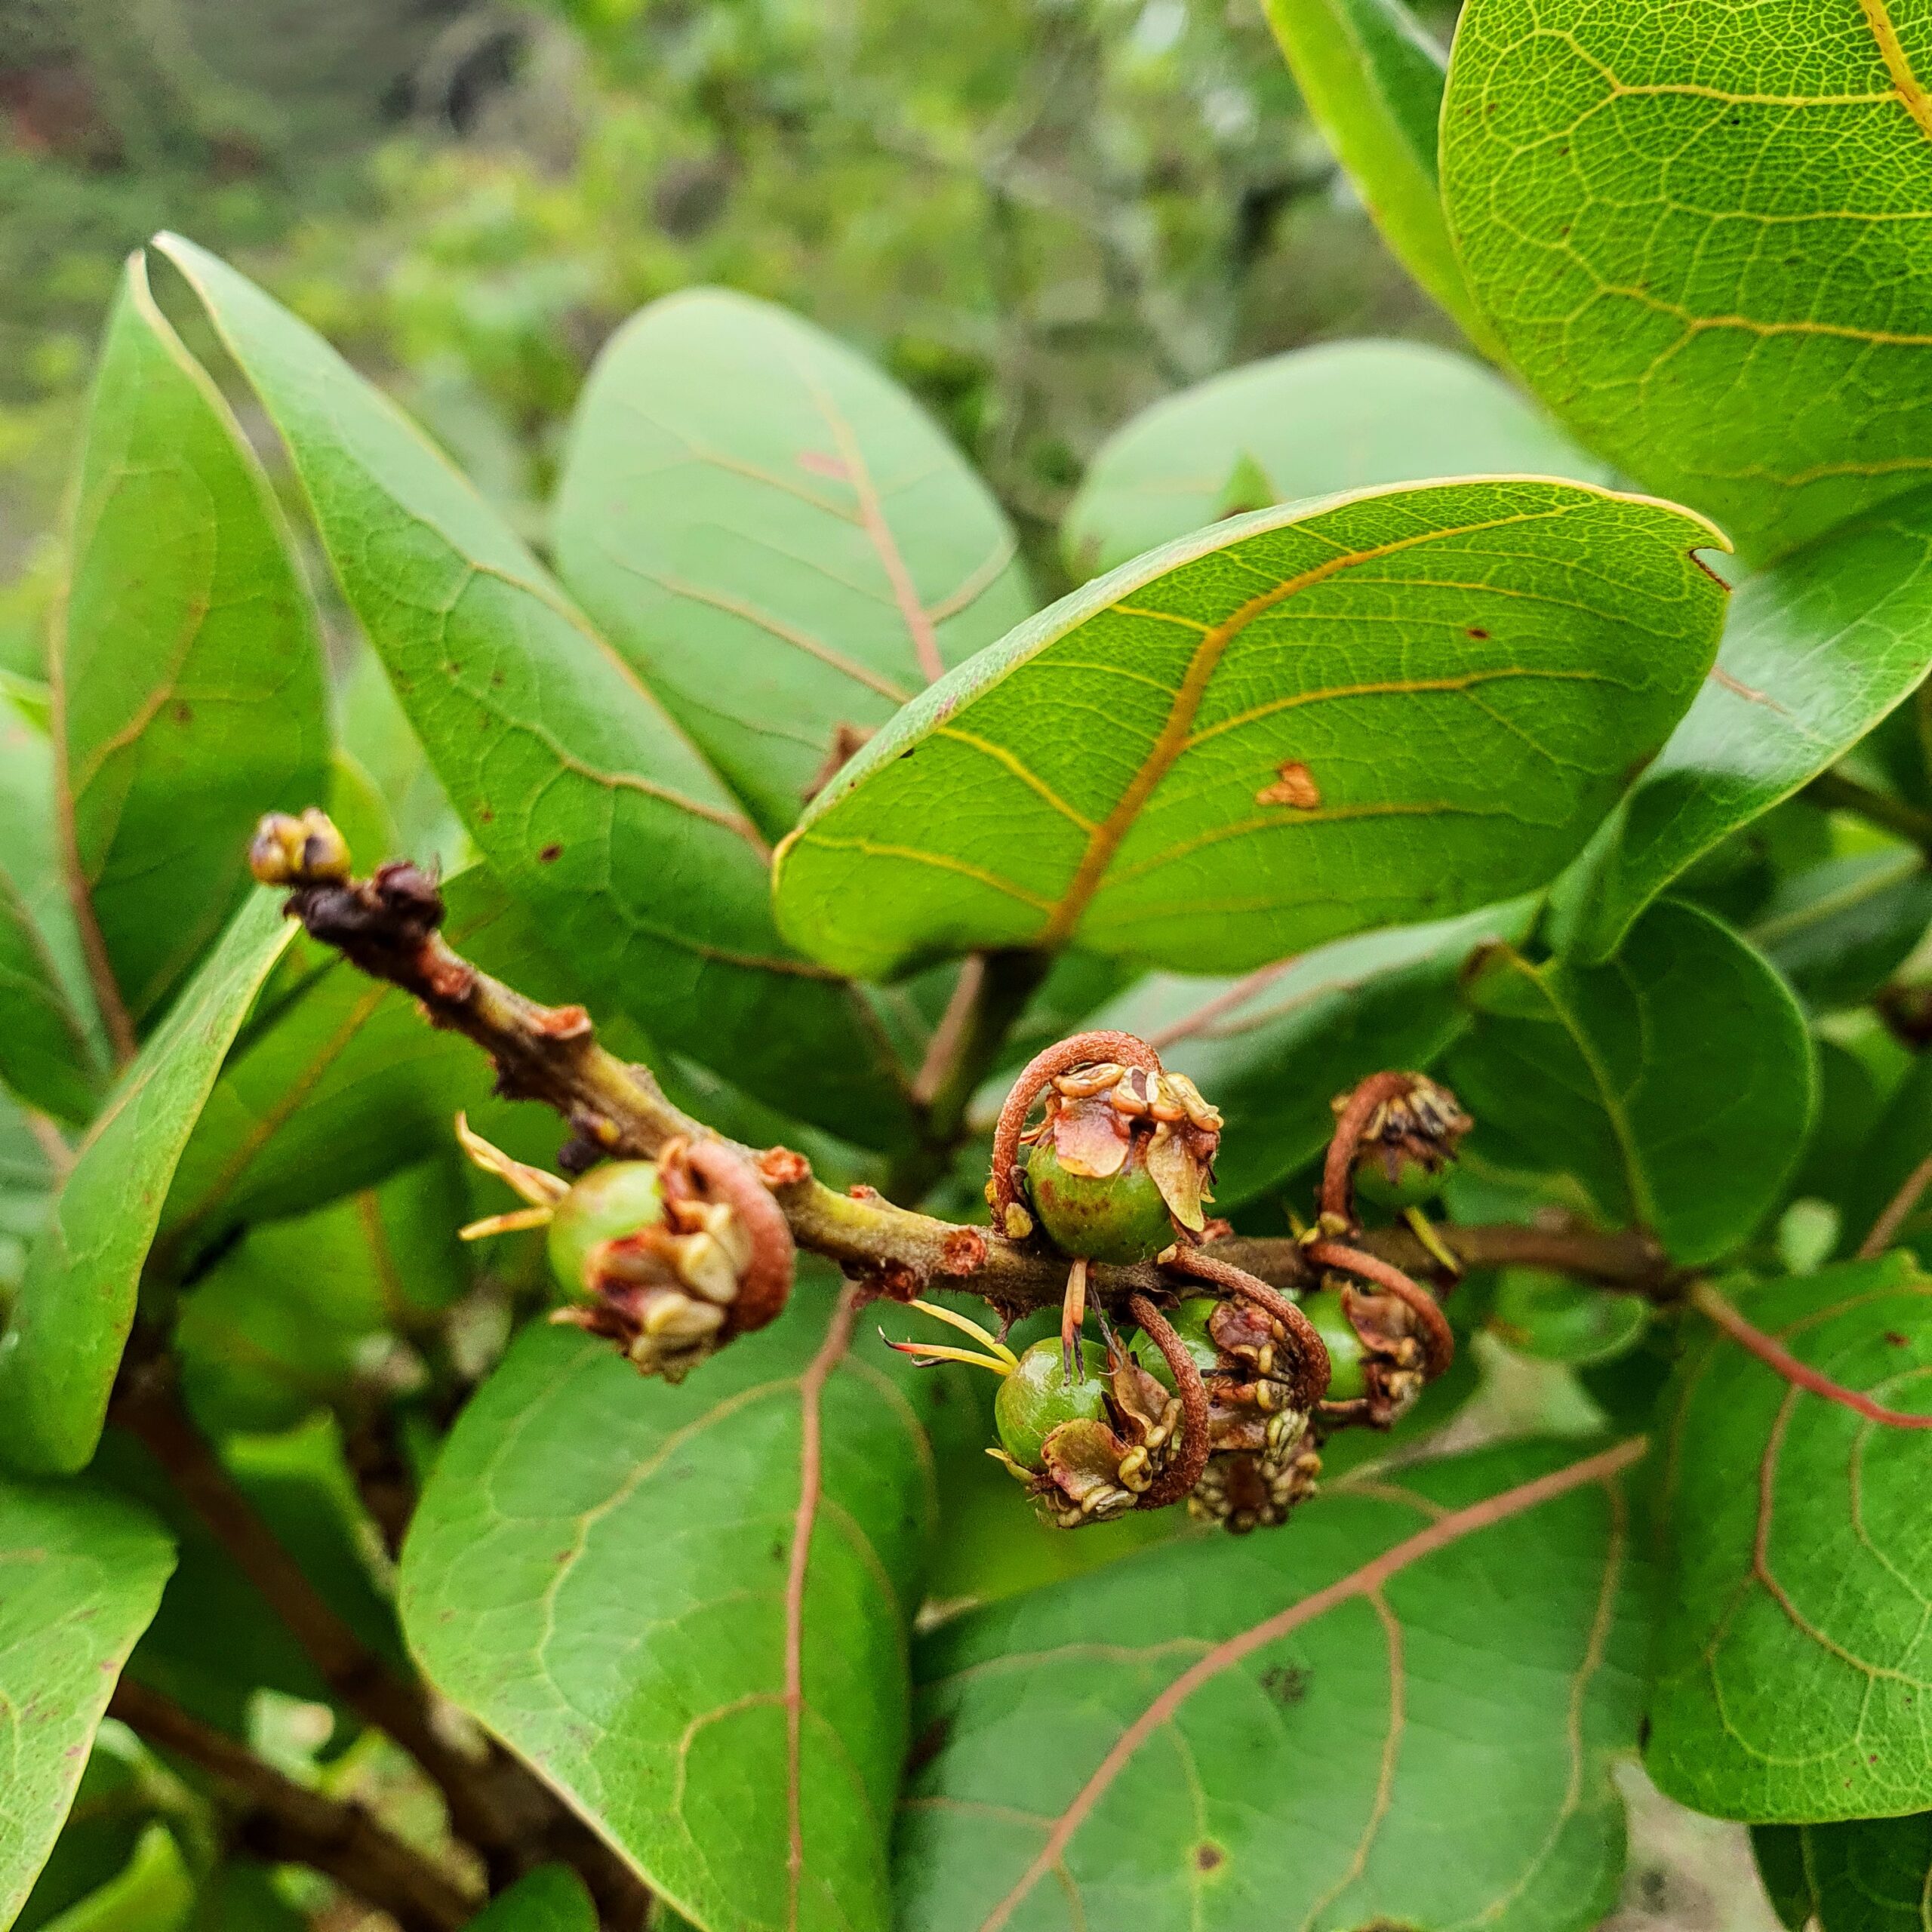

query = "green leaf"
[1840,1052,1932,1266]
[466,1867,597,1932]
[1441,0,1932,563]
[1750,848,1932,1013]
[1091,898,1536,1209]
[174,1159,469,1435]
[401,1281,940,1932]
[0,695,106,1124]
[1488,1269,1649,1367]
[0,1475,175,1927]
[775,478,1729,980]
[154,235,917,1152]
[1262,0,1500,352]
[554,288,1032,841]
[0,891,295,1475]
[899,1437,1647,1932]
[35,1825,192,1932]
[1442,900,1814,1265]
[1755,1814,1932,1930]
[57,257,328,1035]
[1647,1254,1932,1821]
[1553,502,1932,960]
[1063,341,1610,579]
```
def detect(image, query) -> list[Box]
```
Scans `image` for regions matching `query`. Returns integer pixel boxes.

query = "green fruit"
[994,1339,1111,1472]
[1128,1297,1222,1391]
[546,1161,663,1296]
[1023,1138,1174,1263]
[1298,1291,1370,1403]
[1356,1151,1449,1211]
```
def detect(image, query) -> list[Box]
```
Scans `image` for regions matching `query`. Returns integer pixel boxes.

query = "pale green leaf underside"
[776,476,1728,980]
[555,288,1031,841]
[1444,899,1814,1264]
[1263,0,1501,352]
[0,891,294,1475]
[1649,1256,1932,1822]
[401,1287,940,1932]
[60,255,328,1030]
[1093,897,1536,1208]
[0,1476,174,1928]
[154,235,915,1150]
[1555,491,1932,961]
[1755,1813,1932,1930]
[0,697,105,1124]
[1063,339,1609,578]
[1443,0,1932,562]
[899,1438,1644,1932]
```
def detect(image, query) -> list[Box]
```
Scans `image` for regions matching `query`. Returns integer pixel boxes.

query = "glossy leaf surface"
[1555,500,1932,959]
[0,1476,174,1927]
[0,697,103,1123]
[1444,900,1814,1264]
[899,1438,1646,1932]
[58,257,328,1032]
[1756,1814,1932,1930]
[1443,0,1932,562]
[156,235,915,1150]
[1649,1255,1932,1820]
[401,1283,940,1932]
[0,891,294,1475]
[555,289,1031,838]
[777,478,1728,979]
[1063,340,1607,578]
[1093,898,1535,1208]
[1262,0,1495,350]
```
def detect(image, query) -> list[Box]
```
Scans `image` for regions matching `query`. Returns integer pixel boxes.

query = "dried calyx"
[456,1118,794,1380]
[1331,1072,1471,1219]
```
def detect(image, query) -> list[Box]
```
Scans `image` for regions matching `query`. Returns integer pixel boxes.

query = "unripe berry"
[1023,1140,1175,1266]
[993,1338,1111,1472]
[1355,1151,1449,1211]
[1297,1291,1370,1403]
[1128,1297,1222,1390]
[546,1161,664,1298]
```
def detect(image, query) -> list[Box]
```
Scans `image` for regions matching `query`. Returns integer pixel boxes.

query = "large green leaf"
[58,257,328,1033]
[1554,500,1932,960]
[554,288,1032,840]
[898,1436,1646,1932]
[1091,898,1536,1208]
[1442,900,1814,1264]
[1441,0,1932,563]
[1262,0,1498,352]
[0,1475,174,1928]
[1756,1814,1932,1930]
[0,696,106,1124]
[1063,341,1609,579]
[467,1868,597,1932]
[1648,1255,1932,1821]
[155,235,916,1151]
[0,891,294,1475]
[775,478,1729,979]
[401,1281,943,1932]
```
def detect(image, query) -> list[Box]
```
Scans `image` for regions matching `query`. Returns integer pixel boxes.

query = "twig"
[108,1678,478,1932]
[1691,1281,1932,1429]
[1806,768,1932,857]
[260,854,1681,1312]
[1858,1149,1932,1260]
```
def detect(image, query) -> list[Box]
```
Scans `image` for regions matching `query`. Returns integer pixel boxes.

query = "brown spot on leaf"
[1466,626,1489,640]
[1256,761,1321,810]
[1888,1331,1909,1346]
[802,722,875,801]
[1260,1664,1309,1706]
[539,843,563,863]
[1195,1844,1224,1872]
[174,701,192,724]
[906,1717,951,1777]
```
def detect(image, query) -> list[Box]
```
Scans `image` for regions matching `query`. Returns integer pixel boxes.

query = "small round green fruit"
[1128,1297,1222,1391]
[1023,1140,1174,1264]
[546,1161,663,1297]
[1298,1291,1370,1403]
[1355,1151,1450,1211]
[994,1339,1111,1472]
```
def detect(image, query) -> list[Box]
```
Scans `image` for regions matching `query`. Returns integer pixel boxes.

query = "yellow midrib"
[1860,0,1932,140]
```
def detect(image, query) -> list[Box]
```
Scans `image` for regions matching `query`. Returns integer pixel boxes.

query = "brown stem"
[1320,1071,1414,1226]
[1807,768,1932,857]
[109,1678,477,1932]
[988,1028,1164,1226]
[263,855,1680,1316]
[1125,1294,1209,1507]
[1859,1149,1932,1260]
[1306,1240,1455,1380]
[1691,1281,1932,1429]
[1163,1250,1330,1412]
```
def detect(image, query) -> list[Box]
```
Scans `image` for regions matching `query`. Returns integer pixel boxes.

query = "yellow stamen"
[906,1297,1018,1364]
